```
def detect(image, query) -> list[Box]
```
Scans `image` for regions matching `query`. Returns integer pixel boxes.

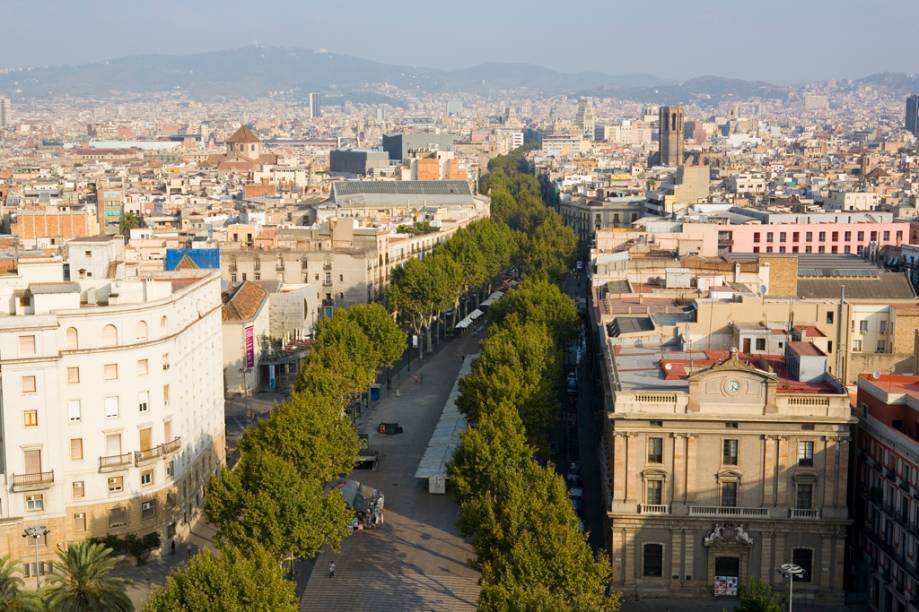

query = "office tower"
[0,96,10,128]
[576,97,596,139]
[905,95,919,136]
[308,93,321,119]
[658,105,685,166]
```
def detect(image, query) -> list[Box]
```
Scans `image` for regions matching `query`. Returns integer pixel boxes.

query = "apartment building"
[853,375,919,612]
[720,222,907,255]
[599,341,852,604]
[0,264,224,580]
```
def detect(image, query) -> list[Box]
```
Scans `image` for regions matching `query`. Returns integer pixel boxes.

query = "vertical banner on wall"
[245,325,255,369]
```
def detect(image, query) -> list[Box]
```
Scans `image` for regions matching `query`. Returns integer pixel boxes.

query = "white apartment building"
[826,191,880,212]
[728,173,767,196]
[0,266,224,578]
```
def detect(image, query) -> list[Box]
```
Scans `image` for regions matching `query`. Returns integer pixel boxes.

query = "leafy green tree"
[520,211,577,283]
[488,277,579,345]
[344,303,406,369]
[0,557,42,611]
[734,578,782,612]
[118,211,140,237]
[241,389,358,483]
[466,461,617,611]
[43,540,133,612]
[450,399,532,505]
[457,319,560,445]
[388,251,461,356]
[205,449,352,561]
[145,545,297,612]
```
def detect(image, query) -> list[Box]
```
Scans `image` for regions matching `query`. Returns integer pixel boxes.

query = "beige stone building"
[600,343,852,605]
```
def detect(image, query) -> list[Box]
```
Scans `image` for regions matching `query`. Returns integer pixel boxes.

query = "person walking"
[170,539,176,556]
[328,560,336,578]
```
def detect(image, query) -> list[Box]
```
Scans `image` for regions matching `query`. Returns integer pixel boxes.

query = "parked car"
[566,373,578,395]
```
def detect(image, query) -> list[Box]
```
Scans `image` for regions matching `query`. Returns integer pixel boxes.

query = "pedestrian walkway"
[300,334,482,611]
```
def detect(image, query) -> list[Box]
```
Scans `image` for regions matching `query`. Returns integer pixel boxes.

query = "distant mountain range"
[0,46,916,105]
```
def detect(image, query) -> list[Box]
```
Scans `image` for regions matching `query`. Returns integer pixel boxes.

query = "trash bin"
[370,385,381,401]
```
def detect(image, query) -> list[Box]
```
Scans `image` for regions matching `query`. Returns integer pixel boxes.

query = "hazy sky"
[4,0,918,84]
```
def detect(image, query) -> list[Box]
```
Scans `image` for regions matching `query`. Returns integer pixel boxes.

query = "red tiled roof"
[222,281,268,322]
[226,126,260,144]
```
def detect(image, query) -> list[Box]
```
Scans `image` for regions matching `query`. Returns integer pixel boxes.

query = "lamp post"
[22,525,49,589]
[777,563,805,612]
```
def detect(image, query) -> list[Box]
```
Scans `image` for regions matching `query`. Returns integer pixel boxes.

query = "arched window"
[101,324,118,347]
[65,327,79,350]
[135,320,148,341]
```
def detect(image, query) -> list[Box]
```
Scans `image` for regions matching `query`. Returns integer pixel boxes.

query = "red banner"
[245,325,255,369]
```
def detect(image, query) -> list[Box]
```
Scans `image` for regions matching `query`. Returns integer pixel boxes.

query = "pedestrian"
[186,544,192,558]
[170,539,176,556]
[419,373,424,384]
[328,560,336,578]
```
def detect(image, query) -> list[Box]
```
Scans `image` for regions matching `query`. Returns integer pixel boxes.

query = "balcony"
[99,452,133,472]
[688,505,769,518]
[162,437,182,455]
[134,446,163,466]
[11,470,54,492]
[789,508,821,520]
[638,504,670,515]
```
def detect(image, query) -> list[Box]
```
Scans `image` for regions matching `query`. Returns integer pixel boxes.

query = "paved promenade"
[300,332,483,611]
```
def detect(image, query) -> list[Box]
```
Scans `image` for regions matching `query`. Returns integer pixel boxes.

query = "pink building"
[720,222,910,254]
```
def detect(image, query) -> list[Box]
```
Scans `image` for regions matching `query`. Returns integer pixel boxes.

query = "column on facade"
[612,528,627,586]
[761,435,774,506]
[684,529,695,582]
[836,438,850,508]
[832,533,845,592]
[625,433,639,503]
[819,533,833,589]
[623,529,636,585]
[822,435,836,511]
[612,432,628,502]
[670,529,683,587]
[760,530,774,583]
[685,434,698,503]
[772,536,786,586]
[671,433,687,505]
[775,436,790,507]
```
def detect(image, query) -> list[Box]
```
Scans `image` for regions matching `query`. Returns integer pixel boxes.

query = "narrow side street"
[299,331,483,612]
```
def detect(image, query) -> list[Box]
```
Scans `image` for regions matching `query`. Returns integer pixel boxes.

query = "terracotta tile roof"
[226,126,260,144]
[222,281,268,322]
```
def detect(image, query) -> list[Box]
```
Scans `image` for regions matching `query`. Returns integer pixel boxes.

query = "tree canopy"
[145,545,297,612]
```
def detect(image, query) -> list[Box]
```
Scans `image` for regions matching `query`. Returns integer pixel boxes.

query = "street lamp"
[22,525,49,589]
[777,563,805,612]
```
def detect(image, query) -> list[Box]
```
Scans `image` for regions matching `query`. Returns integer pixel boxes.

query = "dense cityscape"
[2,3,919,611]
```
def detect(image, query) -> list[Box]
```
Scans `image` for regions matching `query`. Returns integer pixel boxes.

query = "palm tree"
[118,211,140,237]
[0,556,43,611]
[43,540,133,611]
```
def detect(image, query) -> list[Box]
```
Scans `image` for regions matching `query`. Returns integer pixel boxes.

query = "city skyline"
[2,0,919,84]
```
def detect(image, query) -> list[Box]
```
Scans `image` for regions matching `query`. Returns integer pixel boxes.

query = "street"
[298,331,483,611]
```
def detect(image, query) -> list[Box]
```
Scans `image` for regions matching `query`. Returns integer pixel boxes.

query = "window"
[67,367,80,384]
[104,363,119,380]
[805,231,813,242]
[162,353,169,370]
[163,384,170,407]
[877,341,886,353]
[24,562,52,578]
[723,439,739,465]
[755,338,766,350]
[72,481,85,499]
[23,410,38,427]
[646,480,663,505]
[70,438,83,460]
[137,359,149,376]
[643,544,663,577]
[102,324,118,346]
[135,320,148,341]
[21,375,36,394]
[883,231,890,241]
[648,438,663,463]
[796,483,813,509]
[753,232,760,243]
[65,327,79,350]
[793,232,799,242]
[880,320,887,334]
[792,548,813,582]
[766,232,774,242]
[798,441,814,467]
[766,247,773,253]
[108,507,127,528]
[852,339,862,352]
[73,512,86,532]
[859,320,869,333]
[779,232,786,242]
[825,311,834,324]
[870,231,877,241]
[104,396,119,419]
[141,499,157,521]
[105,433,122,456]
[896,231,903,242]
[18,335,35,357]
[138,391,149,413]
[108,476,124,493]
[160,315,168,332]
[721,481,738,507]
[818,231,826,241]
[26,494,44,512]
[831,231,838,241]
[858,231,865,241]
[141,470,153,487]
[844,231,851,241]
